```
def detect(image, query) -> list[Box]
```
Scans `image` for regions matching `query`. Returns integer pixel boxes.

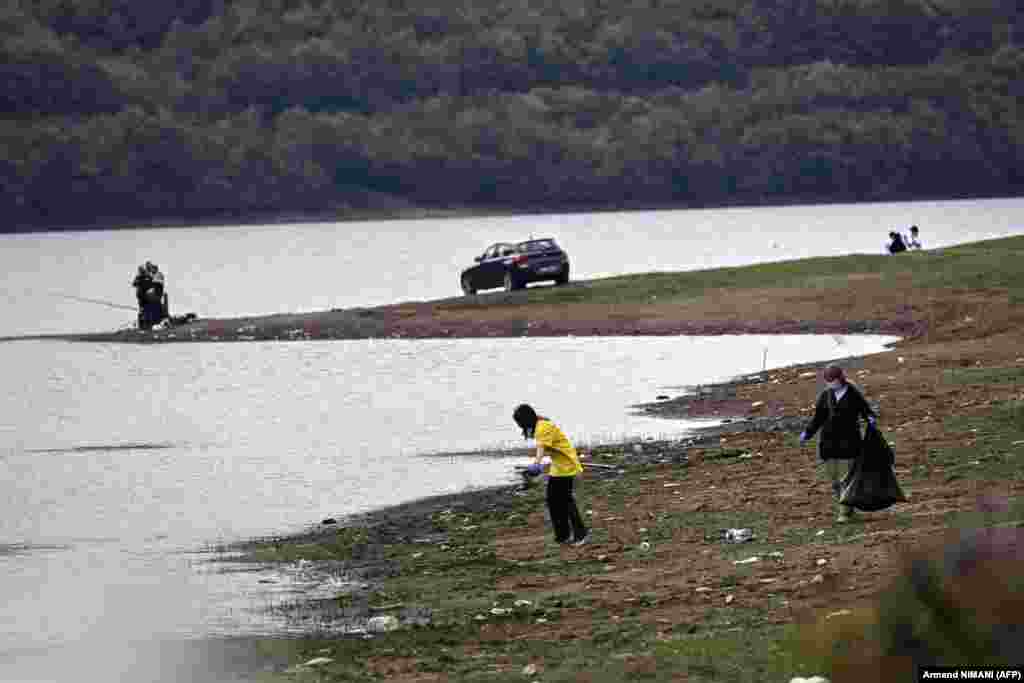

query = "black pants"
[546,475,587,543]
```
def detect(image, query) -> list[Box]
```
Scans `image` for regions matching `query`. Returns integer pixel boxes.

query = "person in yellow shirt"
[513,404,588,546]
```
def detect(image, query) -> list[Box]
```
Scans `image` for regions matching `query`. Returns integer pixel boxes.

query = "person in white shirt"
[906,225,922,250]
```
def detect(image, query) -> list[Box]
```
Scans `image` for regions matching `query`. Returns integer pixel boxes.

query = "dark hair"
[910,225,919,233]
[823,365,847,383]
[513,404,538,439]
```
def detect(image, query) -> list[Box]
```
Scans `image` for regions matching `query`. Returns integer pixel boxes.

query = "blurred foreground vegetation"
[2,0,1022,231]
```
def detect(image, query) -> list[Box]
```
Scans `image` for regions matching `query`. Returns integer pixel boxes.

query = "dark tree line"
[1,0,1022,231]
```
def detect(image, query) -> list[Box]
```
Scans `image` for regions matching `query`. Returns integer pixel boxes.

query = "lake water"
[1,197,1023,337]
[0,197,1021,682]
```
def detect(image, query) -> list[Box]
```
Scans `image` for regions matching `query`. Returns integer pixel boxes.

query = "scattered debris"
[725,594,735,604]
[522,663,538,676]
[302,657,334,667]
[826,609,852,620]
[816,559,828,566]
[810,574,825,584]
[724,528,755,543]
[734,556,760,565]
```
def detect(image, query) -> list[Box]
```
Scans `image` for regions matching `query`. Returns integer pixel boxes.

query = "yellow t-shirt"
[535,419,583,477]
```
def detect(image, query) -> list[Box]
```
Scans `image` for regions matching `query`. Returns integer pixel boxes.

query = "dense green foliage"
[2,0,1022,231]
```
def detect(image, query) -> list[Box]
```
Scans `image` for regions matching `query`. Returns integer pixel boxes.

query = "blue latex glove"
[867,416,877,426]
[525,463,544,477]
[799,431,808,444]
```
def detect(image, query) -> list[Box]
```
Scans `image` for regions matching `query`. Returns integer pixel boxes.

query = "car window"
[500,245,514,256]
[519,239,557,252]
[483,246,496,259]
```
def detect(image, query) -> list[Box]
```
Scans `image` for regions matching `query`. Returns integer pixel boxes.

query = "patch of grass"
[943,366,1024,386]
[939,399,1024,481]
[231,527,370,563]
[651,624,817,683]
[440,235,1024,309]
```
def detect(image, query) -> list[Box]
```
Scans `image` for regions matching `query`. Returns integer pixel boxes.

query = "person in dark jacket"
[800,365,877,523]
[887,231,908,254]
[132,265,152,308]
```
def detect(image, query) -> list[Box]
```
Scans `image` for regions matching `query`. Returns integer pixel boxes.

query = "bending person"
[513,404,589,546]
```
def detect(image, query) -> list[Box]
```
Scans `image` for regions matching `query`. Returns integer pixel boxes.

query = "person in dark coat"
[800,365,877,523]
[132,265,152,308]
[887,231,908,254]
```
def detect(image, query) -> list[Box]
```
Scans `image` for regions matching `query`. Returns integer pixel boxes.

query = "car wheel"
[503,272,521,292]
[555,265,570,285]
[461,275,476,295]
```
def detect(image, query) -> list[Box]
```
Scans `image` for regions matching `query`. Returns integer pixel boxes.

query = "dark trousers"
[546,475,587,543]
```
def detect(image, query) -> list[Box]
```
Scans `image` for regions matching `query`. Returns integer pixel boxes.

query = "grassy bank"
[36,234,1024,344]
[206,237,1024,681]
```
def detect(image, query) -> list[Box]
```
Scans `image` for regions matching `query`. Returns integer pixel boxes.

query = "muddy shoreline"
[224,351,857,635]
[3,305,919,345]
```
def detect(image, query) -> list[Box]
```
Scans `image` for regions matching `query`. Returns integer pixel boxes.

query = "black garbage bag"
[839,423,907,511]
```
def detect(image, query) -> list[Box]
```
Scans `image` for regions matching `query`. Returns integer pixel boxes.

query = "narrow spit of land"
[12,235,1023,345]
[200,237,1024,681]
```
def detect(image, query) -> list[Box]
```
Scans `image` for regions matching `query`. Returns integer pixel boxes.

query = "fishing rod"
[5,287,138,312]
[48,292,138,311]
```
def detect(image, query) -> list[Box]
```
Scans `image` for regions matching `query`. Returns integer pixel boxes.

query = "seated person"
[886,231,908,254]
[907,225,922,250]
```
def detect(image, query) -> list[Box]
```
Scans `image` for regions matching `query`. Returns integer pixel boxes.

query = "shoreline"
[220,350,875,634]
[222,315,1024,679]
[17,234,1016,679]
[6,193,1018,236]
[5,234,1021,347]
[0,287,921,345]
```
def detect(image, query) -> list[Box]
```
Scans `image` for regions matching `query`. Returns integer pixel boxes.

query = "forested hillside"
[2,0,1022,231]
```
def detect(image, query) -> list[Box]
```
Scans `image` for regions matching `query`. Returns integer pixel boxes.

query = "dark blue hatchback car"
[460,238,570,294]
